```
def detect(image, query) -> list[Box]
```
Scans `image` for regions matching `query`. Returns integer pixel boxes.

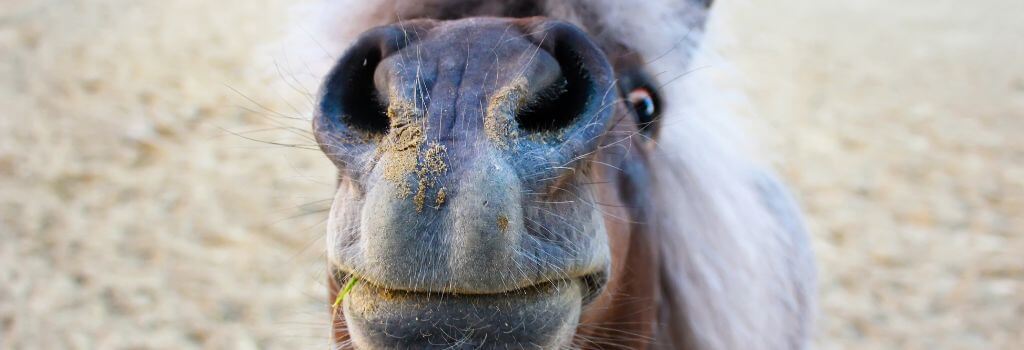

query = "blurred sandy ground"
[0,0,1021,349]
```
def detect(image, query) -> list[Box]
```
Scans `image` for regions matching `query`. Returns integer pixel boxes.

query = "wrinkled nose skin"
[314,17,618,348]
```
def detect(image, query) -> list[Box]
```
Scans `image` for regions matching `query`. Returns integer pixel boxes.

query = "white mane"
[650,50,816,350]
[281,1,816,348]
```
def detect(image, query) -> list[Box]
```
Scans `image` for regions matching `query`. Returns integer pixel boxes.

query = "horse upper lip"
[363,278,561,296]
[338,270,606,297]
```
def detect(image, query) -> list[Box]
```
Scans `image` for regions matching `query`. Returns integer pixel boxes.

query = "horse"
[302,0,816,348]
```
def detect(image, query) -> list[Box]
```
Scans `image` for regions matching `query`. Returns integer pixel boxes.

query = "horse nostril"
[337,49,389,134]
[515,30,601,134]
[319,25,424,137]
[514,20,613,138]
[515,45,592,133]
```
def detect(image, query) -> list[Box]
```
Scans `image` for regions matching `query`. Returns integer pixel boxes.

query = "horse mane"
[282,1,816,348]
[648,55,817,350]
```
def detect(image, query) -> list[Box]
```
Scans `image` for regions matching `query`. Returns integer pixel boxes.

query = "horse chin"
[343,278,584,349]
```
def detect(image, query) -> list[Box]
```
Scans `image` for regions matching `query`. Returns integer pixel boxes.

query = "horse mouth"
[341,274,603,349]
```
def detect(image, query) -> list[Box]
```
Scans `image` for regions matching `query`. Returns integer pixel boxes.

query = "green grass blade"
[332,277,360,309]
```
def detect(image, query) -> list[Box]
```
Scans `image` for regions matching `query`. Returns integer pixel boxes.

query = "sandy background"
[1,0,1021,349]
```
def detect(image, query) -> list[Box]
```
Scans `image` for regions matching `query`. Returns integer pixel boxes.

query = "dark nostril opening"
[320,26,421,137]
[337,49,389,134]
[516,44,593,133]
[515,20,614,136]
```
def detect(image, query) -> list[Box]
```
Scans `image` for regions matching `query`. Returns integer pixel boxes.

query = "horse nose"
[317,18,617,294]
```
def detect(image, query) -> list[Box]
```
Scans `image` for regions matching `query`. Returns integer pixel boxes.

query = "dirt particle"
[378,126,421,197]
[412,179,429,212]
[379,288,398,301]
[412,143,449,212]
[374,100,451,211]
[435,187,447,207]
[421,143,449,175]
[496,214,509,233]
[485,78,527,149]
[526,126,567,144]
[377,100,423,198]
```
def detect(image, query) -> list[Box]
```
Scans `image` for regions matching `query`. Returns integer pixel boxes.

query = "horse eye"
[627,87,657,129]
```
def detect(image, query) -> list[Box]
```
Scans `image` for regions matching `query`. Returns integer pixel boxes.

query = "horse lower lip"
[343,279,583,349]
